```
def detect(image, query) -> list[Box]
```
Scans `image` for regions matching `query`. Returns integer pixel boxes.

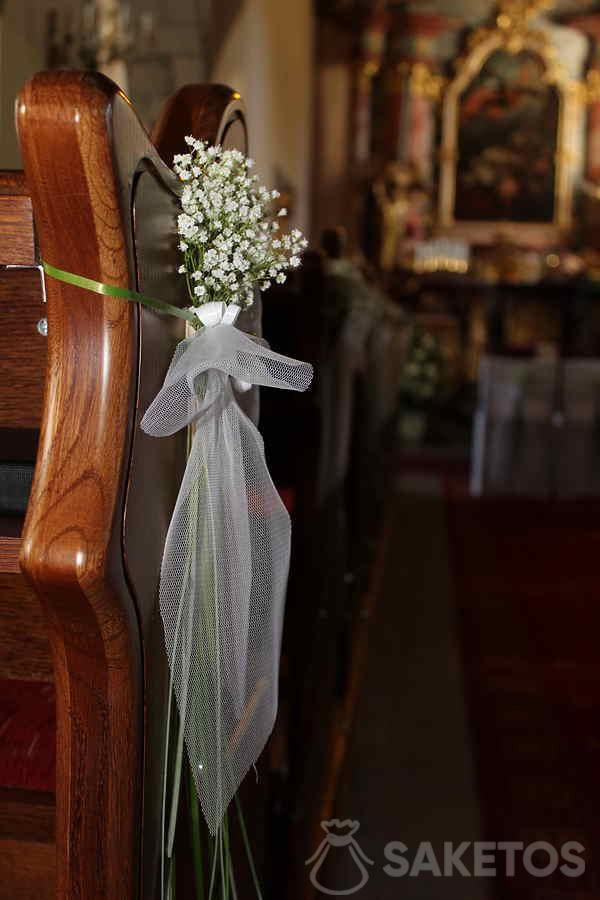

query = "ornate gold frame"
[437,1,583,245]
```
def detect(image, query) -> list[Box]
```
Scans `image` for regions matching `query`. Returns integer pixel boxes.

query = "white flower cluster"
[173,136,308,309]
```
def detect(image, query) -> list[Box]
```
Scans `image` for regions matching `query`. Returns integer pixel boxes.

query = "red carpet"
[447,498,600,897]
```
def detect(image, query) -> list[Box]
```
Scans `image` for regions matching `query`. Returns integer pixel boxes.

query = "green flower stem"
[161,648,183,897]
[235,794,264,900]
[188,762,206,900]
[166,454,203,861]
[166,852,176,900]
[220,822,228,900]
[228,859,238,899]
[166,719,186,856]
[42,261,201,327]
[208,830,219,899]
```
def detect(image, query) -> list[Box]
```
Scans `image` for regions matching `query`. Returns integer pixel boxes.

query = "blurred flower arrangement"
[400,325,445,410]
[398,326,446,445]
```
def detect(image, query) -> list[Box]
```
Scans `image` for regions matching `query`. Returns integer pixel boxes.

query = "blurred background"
[5,0,600,897]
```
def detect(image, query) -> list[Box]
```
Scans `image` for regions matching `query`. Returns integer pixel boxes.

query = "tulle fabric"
[141,321,312,833]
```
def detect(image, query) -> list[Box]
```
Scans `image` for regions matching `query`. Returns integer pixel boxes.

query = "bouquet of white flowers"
[174,137,307,310]
[138,138,314,900]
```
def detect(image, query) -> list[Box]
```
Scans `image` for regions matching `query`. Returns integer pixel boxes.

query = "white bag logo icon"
[306,820,373,895]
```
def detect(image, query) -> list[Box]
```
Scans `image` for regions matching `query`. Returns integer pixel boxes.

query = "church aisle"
[317,480,489,899]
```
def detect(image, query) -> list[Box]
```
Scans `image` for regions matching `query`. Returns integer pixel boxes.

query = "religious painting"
[454,50,558,224]
[437,15,581,246]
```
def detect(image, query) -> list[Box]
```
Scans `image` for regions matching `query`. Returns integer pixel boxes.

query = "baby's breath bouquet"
[41,133,311,900]
[174,136,307,310]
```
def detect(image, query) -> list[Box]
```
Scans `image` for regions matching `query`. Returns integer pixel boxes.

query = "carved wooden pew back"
[0,71,247,900]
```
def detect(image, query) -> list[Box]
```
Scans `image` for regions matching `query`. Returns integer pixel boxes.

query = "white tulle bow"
[141,306,313,834]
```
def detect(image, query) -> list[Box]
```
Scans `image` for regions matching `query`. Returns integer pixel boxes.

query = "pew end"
[0,71,248,899]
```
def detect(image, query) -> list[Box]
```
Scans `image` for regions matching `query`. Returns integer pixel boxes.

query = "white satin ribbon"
[193,300,242,328]
[193,302,252,391]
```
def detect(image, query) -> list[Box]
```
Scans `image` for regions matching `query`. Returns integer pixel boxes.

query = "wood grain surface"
[0,572,52,681]
[0,171,35,266]
[0,788,55,900]
[0,536,20,571]
[13,71,249,900]
[18,71,146,900]
[0,788,54,842]
[0,268,46,430]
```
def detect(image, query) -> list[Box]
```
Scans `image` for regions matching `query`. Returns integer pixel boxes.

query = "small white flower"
[174,137,306,308]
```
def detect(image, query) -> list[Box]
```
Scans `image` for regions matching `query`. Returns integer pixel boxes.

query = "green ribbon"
[42,261,199,327]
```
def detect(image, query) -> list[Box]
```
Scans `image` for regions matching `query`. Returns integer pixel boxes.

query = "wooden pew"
[0,169,54,900]
[260,251,394,899]
[0,71,248,899]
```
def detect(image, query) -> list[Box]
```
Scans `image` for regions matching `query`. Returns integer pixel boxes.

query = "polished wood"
[0,171,35,266]
[0,840,55,900]
[9,71,248,899]
[152,83,247,163]
[0,537,20,572]
[0,789,55,900]
[0,171,30,195]
[0,573,52,681]
[0,268,46,430]
[0,789,54,842]
[18,72,146,899]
